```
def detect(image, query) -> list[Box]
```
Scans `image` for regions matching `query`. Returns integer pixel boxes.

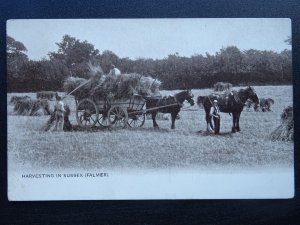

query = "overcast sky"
[7,18,291,60]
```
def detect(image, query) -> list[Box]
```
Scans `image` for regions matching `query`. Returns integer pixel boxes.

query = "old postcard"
[7,19,294,200]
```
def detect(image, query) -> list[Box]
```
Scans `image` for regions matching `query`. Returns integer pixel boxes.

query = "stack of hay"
[36,91,56,100]
[214,82,232,92]
[10,96,51,116]
[9,96,31,105]
[63,72,161,100]
[270,106,294,141]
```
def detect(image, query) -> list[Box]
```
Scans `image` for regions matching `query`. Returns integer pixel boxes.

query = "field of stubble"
[7,85,293,171]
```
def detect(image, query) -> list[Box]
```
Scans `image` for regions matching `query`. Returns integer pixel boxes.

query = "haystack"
[9,95,31,105]
[36,91,56,100]
[13,98,51,116]
[270,106,293,141]
[214,82,232,92]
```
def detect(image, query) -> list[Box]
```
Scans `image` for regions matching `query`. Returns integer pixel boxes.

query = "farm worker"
[54,95,65,131]
[210,99,220,134]
[108,64,121,76]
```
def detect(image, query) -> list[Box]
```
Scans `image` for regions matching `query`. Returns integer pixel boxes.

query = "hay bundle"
[13,98,51,116]
[9,95,31,105]
[270,106,294,141]
[214,82,232,92]
[63,73,161,100]
[36,91,56,100]
[29,99,52,116]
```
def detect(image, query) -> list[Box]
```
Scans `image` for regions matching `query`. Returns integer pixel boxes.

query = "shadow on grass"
[126,127,170,133]
[64,125,108,132]
[63,125,171,133]
[196,130,234,137]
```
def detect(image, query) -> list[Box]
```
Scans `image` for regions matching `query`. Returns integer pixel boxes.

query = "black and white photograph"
[7,18,294,200]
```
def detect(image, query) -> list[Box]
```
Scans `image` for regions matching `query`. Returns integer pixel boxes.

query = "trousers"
[213,115,220,134]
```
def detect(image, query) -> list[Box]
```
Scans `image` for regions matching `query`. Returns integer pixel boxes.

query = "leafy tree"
[49,35,100,78]
[7,36,28,78]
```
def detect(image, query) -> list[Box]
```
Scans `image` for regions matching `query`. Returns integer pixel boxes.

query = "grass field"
[7,85,293,171]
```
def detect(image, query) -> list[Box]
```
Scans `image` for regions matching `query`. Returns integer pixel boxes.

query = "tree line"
[7,34,292,92]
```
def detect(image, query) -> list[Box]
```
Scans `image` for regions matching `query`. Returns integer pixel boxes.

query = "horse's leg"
[232,113,236,133]
[171,112,178,129]
[152,112,159,128]
[236,112,241,132]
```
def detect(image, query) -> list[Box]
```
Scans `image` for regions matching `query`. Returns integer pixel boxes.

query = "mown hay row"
[214,82,232,92]
[63,73,161,100]
[270,106,293,141]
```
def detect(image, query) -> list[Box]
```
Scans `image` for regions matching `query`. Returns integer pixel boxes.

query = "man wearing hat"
[210,99,221,134]
[108,64,121,76]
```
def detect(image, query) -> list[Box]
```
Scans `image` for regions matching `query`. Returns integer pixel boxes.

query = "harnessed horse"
[146,90,194,129]
[197,86,259,133]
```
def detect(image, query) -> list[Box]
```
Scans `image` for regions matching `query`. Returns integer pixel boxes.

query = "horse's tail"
[197,96,206,108]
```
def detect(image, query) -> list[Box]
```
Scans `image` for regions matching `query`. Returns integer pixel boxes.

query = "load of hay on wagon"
[270,106,294,141]
[63,73,161,100]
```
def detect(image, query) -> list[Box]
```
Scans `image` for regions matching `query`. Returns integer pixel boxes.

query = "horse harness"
[159,95,182,107]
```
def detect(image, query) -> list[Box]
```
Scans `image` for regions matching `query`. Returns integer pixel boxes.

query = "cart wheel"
[98,113,110,127]
[76,98,99,128]
[108,106,128,129]
[127,113,145,128]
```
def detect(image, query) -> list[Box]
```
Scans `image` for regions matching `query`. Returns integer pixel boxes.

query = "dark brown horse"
[146,90,194,129]
[197,86,259,133]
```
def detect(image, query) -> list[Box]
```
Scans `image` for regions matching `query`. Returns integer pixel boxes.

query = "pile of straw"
[214,82,232,92]
[63,73,161,100]
[270,106,294,141]
[12,98,51,116]
[36,91,56,100]
[9,95,31,105]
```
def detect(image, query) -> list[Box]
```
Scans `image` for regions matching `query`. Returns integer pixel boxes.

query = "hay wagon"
[75,94,147,129]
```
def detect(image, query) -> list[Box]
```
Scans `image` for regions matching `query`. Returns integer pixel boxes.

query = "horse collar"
[233,92,243,105]
[174,95,183,106]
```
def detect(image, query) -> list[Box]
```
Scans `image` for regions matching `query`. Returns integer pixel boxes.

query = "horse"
[146,90,194,129]
[197,86,259,133]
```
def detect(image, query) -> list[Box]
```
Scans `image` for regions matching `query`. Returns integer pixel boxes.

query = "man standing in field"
[210,99,220,134]
[54,95,65,131]
[108,64,121,76]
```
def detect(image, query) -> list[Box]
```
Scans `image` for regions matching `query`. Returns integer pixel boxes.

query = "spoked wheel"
[127,113,145,128]
[108,106,128,129]
[98,113,110,127]
[76,98,99,128]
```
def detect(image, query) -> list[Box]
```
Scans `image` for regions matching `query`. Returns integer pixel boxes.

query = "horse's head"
[246,86,259,105]
[184,89,195,106]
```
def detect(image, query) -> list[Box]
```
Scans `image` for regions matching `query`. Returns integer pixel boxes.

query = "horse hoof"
[232,128,236,133]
